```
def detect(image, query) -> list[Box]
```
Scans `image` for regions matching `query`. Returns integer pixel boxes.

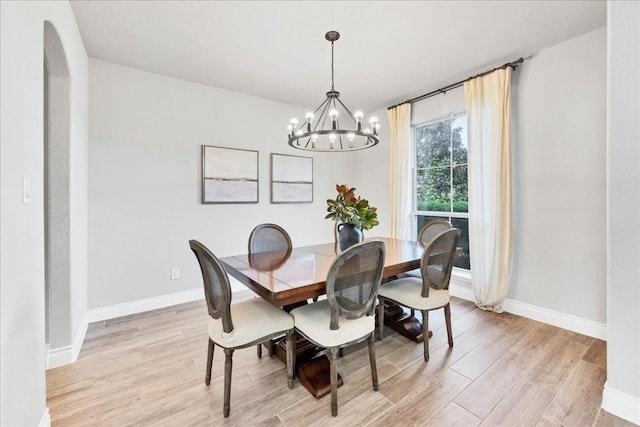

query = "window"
[414,114,470,270]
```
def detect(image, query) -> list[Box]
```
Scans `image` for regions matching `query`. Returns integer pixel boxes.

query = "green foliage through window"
[415,115,468,212]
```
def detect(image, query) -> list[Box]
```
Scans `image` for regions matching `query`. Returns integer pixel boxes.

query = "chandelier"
[287,31,380,152]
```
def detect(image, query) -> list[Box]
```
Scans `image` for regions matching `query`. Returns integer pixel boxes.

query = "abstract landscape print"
[270,153,313,203]
[202,145,259,203]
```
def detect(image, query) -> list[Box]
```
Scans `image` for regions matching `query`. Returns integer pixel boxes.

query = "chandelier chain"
[331,41,335,91]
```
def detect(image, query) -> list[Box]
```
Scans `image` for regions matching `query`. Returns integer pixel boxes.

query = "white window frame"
[412,111,471,276]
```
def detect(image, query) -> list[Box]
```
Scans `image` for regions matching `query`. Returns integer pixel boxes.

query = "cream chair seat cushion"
[208,298,293,348]
[397,269,420,279]
[378,277,450,310]
[290,300,375,348]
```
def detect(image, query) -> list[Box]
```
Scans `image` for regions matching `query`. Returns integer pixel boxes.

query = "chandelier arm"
[334,97,358,122]
[311,97,332,133]
[318,100,331,133]
[311,97,329,117]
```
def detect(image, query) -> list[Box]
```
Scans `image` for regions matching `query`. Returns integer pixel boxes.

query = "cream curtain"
[388,103,413,240]
[464,68,512,312]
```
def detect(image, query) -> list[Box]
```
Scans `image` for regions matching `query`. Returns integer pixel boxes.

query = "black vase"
[337,222,363,252]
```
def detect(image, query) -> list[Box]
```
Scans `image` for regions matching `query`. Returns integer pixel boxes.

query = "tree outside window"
[415,114,470,270]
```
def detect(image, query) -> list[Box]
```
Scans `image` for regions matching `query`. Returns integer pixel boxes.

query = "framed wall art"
[202,145,259,204]
[270,153,313,204]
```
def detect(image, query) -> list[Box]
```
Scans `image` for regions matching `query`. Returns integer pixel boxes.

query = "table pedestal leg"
[381,300,432,342]
[271,335,343,399]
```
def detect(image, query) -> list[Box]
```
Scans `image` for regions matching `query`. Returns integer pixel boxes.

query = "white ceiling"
[70,0,606,111]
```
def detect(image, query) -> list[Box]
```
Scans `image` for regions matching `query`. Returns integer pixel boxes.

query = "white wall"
[509,28,606,323]
[603,1,640,423]
[0,1,88,425]
[88,59,366,309]
[358,28,607,327]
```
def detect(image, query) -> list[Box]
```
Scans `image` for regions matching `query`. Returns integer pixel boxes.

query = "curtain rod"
[387,57,524,110]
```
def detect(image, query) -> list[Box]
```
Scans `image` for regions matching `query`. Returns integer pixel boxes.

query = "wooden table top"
[219,237,424,307]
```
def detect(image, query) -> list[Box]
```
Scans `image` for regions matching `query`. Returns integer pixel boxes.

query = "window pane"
[452,165,468,212]
[414,114,470,272]
[415,121,452,169]
[451,217,470,270]
[452,115,467,165]
[417,167,450,211]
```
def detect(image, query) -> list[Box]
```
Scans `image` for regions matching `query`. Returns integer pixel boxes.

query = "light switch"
[171,268,180,280]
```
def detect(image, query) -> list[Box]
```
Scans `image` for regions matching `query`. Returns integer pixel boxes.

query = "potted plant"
[326,184,379,251]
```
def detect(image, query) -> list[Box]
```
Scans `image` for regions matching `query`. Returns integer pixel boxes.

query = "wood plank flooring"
[46,297,634,426]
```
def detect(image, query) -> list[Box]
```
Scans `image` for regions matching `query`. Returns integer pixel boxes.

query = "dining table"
[219,236,429,398]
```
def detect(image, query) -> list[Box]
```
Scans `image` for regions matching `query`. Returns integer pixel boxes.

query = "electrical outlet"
[170,268,180,280]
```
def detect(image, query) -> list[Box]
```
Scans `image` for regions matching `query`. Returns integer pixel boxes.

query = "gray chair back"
[189,239,234,333]
[419,228,460,297]
[326,240,386,330]
[418,219,452,247]
[248,223,292,253]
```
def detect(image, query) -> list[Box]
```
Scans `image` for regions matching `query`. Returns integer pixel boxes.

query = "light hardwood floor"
[47,297,634,426]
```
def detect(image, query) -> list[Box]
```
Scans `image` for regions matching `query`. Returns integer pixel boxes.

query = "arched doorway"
[43,21,72,364]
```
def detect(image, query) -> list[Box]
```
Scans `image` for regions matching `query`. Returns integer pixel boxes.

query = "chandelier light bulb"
[311,133,319,149]
[329,109,339,130]
[305,113,314,131]
[287,124,293,137]
[354,111,364,122]
[329,133,336,149]
[370,117,379,136]
[290,118,299,127]
[347,132,355,148]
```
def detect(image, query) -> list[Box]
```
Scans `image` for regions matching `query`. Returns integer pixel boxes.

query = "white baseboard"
[602,383,640,425]
[449,283,607,340]
[46,312,89,369]
[86,288,204,323]
[39,408,51,427]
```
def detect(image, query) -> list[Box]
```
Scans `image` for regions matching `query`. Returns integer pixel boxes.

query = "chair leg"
[368,332,379,391]
[257,342,262,358]
[223,348,234,418]
[444,303,454,347]
[378,297,385,340]
[421,310,430,362]
[205,338,214,385]
[329,347,339,417]
[286,330,295,388]
[269,339,275,357]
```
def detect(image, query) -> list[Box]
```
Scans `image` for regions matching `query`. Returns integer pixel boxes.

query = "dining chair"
[418,218,452,247]
[290,240,386,416]
[248,223,292,254]
[377,228,460,362]
[248,223,293,357]
[399,219,453,318]
[189,239,295,418]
